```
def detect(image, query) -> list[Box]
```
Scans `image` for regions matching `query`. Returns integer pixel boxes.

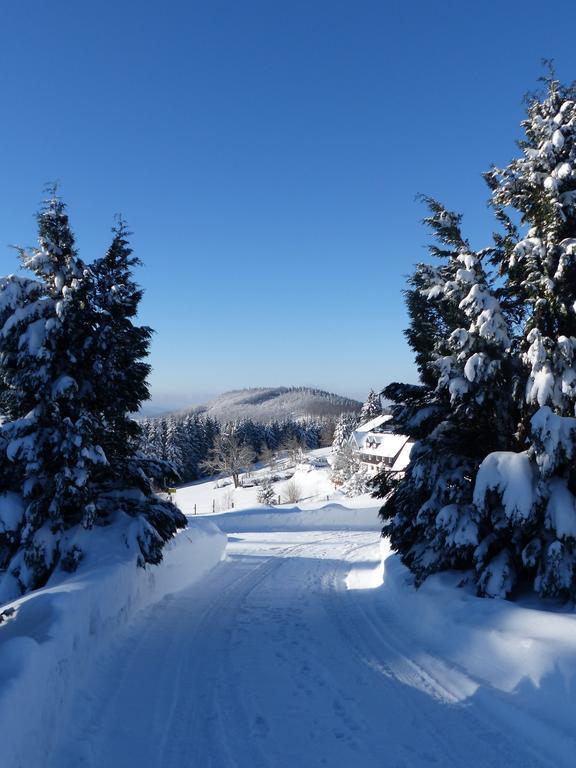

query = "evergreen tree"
[90,220,185,562]
[164,416,185,476]
[0,193,106,591]
[342,466,371,497]
[180,414,205,480]
[332,412,357,451]
[330,443,359,486]
[257,477,276,506]
[377,199,513,585]
[475,76,576,597]
[0,195,185,595]
[378,75,576,600]
[359,389,382,423]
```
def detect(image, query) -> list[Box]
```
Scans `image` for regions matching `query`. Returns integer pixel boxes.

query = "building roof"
[359,432,409,459]
[353,414,391,435]
[349,415,413,465]
[391,440,413,472]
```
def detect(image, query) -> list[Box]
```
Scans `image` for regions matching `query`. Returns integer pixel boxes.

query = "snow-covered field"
[174,447,348,515]
[2,457,576,767]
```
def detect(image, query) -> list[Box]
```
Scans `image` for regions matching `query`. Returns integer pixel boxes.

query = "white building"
[349,414,413,476]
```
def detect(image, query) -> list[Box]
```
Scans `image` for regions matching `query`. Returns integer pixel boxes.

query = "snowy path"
[48,530,568,768]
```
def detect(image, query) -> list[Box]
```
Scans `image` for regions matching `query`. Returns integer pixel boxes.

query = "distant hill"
[174,387,362,423]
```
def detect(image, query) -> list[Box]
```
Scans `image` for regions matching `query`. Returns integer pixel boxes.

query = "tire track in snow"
[320,541,559,768]
[47,529,568,768]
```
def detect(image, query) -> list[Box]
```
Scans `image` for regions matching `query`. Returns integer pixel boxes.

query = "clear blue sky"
[1,1,575,408]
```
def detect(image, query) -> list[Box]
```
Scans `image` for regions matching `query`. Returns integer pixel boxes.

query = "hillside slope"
[181,387,361,423]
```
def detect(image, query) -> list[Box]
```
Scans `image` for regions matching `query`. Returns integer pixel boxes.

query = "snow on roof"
[354,414,392,434]
[391,440,414,472]
[361,432,409,459]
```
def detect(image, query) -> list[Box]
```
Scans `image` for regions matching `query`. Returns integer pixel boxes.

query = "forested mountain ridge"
[167,387,362,424]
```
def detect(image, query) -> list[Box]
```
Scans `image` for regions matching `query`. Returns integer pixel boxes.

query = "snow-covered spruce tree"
[342,466,371,497]
[179,413,206,480]
[0,194,107,592]
[377,199,513,585]
[330,442,359,486]
[474,76,576,598]
[359,389,382,424]
[257,477,276,506]
[331,412,357,451]
[330,411,360,485]
[89,217,186,557]
[0,196,185,595]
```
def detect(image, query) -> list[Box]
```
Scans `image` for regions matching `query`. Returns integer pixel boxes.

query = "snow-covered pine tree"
[331,412,357,451]
[377,199,513,584]
[89,219,186,560]
[342,466,371,497]
[330,442,359,486]
[164,416,185,477]
[331,412,362,486]
[179,414,204,480]
[475,75,576,598]
[0,196,185,595]
[257,477,276,505]
[359,390,382,423]
[0,193,107,592]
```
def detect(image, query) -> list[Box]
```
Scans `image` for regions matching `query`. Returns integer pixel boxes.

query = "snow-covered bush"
[283,479,301,504]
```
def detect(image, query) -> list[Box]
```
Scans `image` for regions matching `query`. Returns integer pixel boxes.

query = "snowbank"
[0,519,226,768]
[204,502,380,533]
[364,543,576,745]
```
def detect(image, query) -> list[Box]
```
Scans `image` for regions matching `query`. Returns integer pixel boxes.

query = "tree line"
[138,412,341,485]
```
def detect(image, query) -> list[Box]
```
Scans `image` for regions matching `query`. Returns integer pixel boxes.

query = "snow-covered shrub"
[216,488,235,512]
[283,479,301,504]
[257,478,276,506]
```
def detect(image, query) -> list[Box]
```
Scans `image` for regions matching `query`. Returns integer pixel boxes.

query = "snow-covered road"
[48,529,569,768]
